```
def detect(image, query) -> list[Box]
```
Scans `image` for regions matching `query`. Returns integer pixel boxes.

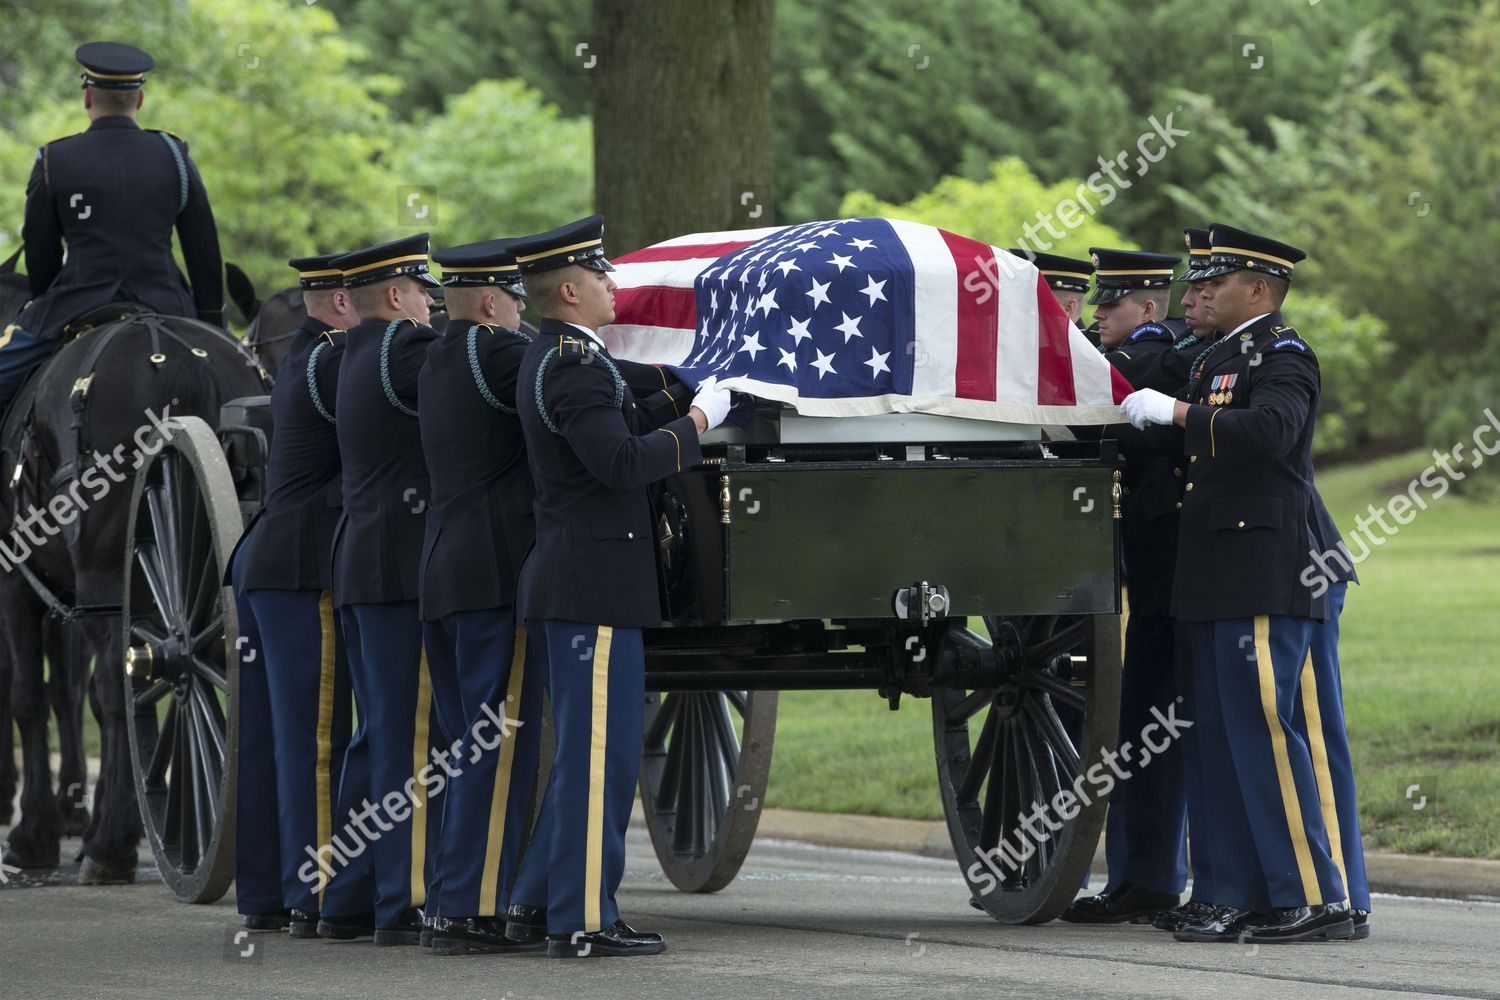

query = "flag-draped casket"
[600,218,1131,426]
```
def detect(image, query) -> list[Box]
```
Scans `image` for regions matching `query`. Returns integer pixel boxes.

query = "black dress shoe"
[317,912,375,940]
[373,907,425,946]
[240,910,291,931]
[548,920,666,958]
[504,903,547,943]
[1152,899,1218,932]
[1246,902,1353,943]
[288,909,321,939]
[1173,905,1261,942]
[1060,883,1180,924]
[433,916,548,956]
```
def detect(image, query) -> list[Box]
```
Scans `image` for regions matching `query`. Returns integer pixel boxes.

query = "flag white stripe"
[889,218,958,398]
[1069,323,1114,405]
[612,257,718,291]
[598,324,697,365]
[994,246,1040,405]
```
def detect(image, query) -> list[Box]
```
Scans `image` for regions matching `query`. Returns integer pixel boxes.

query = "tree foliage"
[840,156,1134,259]
[0,0,591,306]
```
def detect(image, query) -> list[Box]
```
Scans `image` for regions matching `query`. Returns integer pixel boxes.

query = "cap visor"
[1086,286,1130,306]
[580,257,616,273]
[416,272,443,289]
[1193,263,1243,280]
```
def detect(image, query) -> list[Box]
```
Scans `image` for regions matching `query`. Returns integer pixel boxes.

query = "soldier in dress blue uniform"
[228,255,363,936]
[416,239,546,955]
[1145,227,1223,934]
[1062,249,1189,924]
[499,215,731,959]
[1,42,223,415]
[1122,224,1357,944]
[320,234,443,945]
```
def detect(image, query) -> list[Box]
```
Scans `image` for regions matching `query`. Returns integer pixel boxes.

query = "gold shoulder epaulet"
[145,127,185,141]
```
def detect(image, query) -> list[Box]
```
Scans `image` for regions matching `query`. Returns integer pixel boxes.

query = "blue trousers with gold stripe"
[244,587,355,915]
[1103,611,1187,895]
[511,620,644,936]
[420,615,466,919]
[1293,582,1369,910]
[1175,623,1214,902]
[229,566,282,917]
[1185,615,1346,910]
[324,601,439,928]
[423,610,543,918]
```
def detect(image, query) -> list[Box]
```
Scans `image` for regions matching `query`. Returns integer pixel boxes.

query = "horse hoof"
[78,854,137,885]
[2,842,60,870]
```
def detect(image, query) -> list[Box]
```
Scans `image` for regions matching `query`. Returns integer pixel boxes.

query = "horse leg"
[76,614,138,883]
[0,630,16,827]
[47,622,91,837]
[0,581,61,868]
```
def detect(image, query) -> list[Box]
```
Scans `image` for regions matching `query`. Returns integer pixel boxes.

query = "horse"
[0,306,266,880]
[1,250,94,838]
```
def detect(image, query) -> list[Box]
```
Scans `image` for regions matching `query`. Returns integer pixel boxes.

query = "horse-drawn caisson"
[5,210,1130,927]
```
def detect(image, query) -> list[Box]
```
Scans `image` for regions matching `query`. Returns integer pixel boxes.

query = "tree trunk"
[591,0,775,256]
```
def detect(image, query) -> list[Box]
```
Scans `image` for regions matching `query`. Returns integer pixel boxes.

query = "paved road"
[2,830,1497,1000]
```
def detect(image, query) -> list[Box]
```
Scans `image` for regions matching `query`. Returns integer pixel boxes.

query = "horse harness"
[4,310,265,623]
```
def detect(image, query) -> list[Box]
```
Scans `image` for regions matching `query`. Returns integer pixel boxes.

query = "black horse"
[0,307,265,880]
[1,251,102,840]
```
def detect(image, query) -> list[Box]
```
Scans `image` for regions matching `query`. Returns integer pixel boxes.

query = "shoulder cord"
[306,341,334,424]
[532,344,623,435]
[379,318,418,417]
[156,132,189,215]
[466,323,533,414]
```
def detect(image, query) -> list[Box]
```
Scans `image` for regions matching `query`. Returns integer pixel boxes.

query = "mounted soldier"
[1,41,224,416]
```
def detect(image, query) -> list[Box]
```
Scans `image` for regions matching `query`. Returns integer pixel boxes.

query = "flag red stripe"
[1110,366,1133,404]
[941,231,998,400]
[611,285,698,330]
[1034,275,1077,405]
[616,240,759,264]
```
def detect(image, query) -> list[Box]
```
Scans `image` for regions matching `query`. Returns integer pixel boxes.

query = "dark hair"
[88,86,138,115]
[1238,269,1290,308]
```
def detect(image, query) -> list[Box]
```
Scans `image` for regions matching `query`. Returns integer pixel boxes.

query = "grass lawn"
[767,450,1500,859]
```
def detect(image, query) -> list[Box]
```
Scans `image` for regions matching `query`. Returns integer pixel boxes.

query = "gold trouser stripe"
[1253,616,1322,904]
[478,627,529,915]
[1209,407,1221,457]
[584,627,613,932]
[314,592,338,912]
[0,324,16,350]
[1299,649,1348,895]
[409,645,433,907]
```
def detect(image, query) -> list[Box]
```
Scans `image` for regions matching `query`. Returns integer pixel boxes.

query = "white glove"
[691,379,733,431]
[1120,388,1177,430]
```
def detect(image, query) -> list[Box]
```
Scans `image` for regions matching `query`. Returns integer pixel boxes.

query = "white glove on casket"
[691,379,733,431]
[1120,388,1177,430]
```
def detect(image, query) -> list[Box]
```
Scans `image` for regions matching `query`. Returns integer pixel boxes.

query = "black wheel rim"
[122,417,241,903]
[639,689,775,893]
[933,614,1121,924]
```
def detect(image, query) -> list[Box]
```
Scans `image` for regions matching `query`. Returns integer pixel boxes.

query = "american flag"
[601,218,1131,425]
